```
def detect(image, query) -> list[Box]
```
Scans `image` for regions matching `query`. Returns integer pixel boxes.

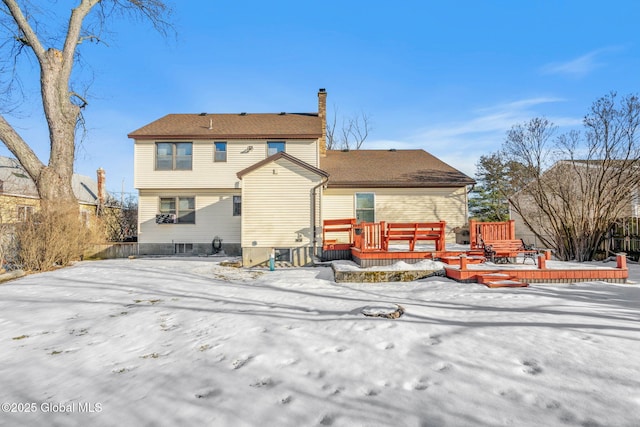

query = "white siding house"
[129,89,475,266]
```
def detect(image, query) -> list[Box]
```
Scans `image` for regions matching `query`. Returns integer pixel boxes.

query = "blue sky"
[1,0,639,195]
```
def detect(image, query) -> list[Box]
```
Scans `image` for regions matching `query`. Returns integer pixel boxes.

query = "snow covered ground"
[1,257,639,427]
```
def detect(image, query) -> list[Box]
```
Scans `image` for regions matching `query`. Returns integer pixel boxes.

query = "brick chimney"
[97,168,106,208]
[318,88,327,156]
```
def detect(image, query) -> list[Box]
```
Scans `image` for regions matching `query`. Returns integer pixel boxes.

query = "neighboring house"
[128,89,475,266]
[511,160,640,248]
[0,156,106,224]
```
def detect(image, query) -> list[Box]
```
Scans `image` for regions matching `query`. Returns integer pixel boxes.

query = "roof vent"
[389,148,397,152]
[240,112,247,116]
[279,112,286,115]
[199,112,207,116]
[341,148,350,152]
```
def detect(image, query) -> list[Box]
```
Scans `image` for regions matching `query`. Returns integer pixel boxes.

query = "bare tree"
[501,92,640,261]
[100,192,138,242]
[326,106,372,150]
[0,0,171,204]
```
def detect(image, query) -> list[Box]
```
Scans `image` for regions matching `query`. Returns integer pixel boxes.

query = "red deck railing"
[354,222,385,252]
[322,218,356,250]
[469,219,515,249]
[323,219,446,253]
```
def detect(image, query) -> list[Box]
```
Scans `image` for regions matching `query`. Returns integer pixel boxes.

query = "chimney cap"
[318,88,326,93]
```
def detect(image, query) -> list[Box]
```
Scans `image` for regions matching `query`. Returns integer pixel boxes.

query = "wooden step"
[476,272,529,288]
[483,279,529,288]
[477,273,513,284]
[440,256,485,265]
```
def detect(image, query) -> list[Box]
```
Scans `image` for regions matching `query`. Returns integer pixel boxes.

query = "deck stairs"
[476,272,529,288]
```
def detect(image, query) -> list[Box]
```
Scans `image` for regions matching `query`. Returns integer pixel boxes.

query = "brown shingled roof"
[128,113,322,140]
[321,149,475,188]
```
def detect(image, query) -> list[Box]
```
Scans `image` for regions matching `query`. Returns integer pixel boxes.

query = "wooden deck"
[444,253,629,284]
[322,218,629,284]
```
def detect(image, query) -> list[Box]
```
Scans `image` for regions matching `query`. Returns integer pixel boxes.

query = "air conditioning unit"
[155,214,177,224]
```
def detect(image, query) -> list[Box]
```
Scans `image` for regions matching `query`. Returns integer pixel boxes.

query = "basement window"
[273,248,291,262]
[174,243,193,254]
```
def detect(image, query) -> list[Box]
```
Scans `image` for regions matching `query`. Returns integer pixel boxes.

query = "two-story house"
[129,89,475,266]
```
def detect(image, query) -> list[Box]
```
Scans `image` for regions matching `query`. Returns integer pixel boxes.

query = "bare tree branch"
[326,105,372,151]
[0,0,172,202]
[503,93,640,261]
[2,0,46,60]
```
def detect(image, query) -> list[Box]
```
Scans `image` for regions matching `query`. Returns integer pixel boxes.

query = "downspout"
[311,176,329,257]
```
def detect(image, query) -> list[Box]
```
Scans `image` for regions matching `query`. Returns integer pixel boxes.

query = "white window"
[80,210,91,227]
[159,197,195,224]
[156,142,192,170]
[233,195,241,216]
[267,141,285,156]
[214,142,227,162]
[355,193,375,223]
[17,205,34,222]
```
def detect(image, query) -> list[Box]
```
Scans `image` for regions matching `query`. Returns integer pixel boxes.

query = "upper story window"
[267,141,285,156]
[214,142,227,162]
[0,179,3,193]
[160,197,196,224]
[156,142,192,170]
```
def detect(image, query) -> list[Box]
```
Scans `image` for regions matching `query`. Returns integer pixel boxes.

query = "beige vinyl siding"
[138,189,241,244]
[322,187,469,243]
[241,158,322,248]
[135,139,318,189]
[283,140,318,166]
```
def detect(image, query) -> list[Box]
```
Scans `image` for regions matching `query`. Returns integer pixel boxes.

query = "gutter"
[311,176,330,256]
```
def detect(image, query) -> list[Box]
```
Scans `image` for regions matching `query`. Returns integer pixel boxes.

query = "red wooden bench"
[483,239,537,264]
[383,222,446,252]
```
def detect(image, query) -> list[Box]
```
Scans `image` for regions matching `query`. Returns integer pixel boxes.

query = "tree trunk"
[38,48,78,204]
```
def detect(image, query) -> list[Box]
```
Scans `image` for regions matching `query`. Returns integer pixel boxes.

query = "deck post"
[617,253,627,269]
[508,220,516,240]
[544,249,551,260]
[538,254,546,269]
[459,253,468,270]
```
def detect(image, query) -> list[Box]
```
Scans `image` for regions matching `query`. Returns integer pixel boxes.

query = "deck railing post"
[459,253,468,270]
[617,253,627,269]
[538,254,546,269]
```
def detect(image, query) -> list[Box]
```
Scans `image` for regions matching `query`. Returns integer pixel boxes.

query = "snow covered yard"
[1,258,639,427]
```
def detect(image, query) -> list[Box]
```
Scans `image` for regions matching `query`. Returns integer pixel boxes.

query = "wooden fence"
[85,243,138,259]
[601,217,640,258]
